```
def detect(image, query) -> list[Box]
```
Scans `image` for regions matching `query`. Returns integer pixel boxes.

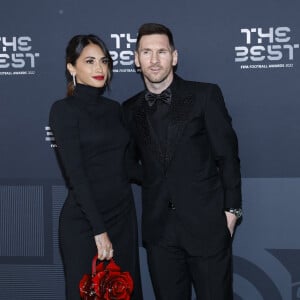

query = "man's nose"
[150,52,159,63]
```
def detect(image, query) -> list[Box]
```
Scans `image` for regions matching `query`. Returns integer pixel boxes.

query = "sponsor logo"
[233,250,300,299]
[235,27,299,70]
[0,36,40,76]
[109,33,137,73]
[45,126,57,148]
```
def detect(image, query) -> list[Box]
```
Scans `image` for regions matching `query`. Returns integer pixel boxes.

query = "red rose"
[79,273,100,300]
[79,257,133,300]
[93,260,134,300]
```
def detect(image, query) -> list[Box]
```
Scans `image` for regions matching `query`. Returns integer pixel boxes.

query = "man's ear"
[134,51,140,68]
[172,50,178,67]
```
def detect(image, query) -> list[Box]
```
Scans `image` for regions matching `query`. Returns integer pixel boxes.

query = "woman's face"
[68,43,109,88]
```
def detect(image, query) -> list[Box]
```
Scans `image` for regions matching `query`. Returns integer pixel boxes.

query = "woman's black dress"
[49,84,143,300]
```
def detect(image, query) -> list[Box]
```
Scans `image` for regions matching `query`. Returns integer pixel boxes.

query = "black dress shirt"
[145,85,174,156]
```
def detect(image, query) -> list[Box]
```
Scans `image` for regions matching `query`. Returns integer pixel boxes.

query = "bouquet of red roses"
[79,255,134,300]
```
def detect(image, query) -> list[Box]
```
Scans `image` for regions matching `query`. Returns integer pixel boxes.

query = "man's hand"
[224,211,238,237]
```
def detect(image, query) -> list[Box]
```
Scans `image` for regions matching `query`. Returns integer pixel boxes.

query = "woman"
[49,34,143,300]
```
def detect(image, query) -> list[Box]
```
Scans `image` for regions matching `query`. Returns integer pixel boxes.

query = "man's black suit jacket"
[123,75,242,256]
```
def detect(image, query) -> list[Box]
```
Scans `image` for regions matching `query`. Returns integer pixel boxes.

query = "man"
[123,23,242,300]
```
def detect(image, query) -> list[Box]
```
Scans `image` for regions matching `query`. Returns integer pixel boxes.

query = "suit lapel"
[134,93,165,166]
[165,83,194,169]
[133,76,194,170]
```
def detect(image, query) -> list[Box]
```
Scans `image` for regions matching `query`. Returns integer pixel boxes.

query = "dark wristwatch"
[225,208,243,219]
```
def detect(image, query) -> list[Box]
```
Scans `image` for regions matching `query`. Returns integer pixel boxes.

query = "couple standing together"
[49,23,242,300]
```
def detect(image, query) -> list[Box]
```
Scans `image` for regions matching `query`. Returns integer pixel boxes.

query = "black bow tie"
[145,88,172,107]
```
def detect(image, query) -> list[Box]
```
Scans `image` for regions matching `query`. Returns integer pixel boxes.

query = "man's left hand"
[225,211,238,237]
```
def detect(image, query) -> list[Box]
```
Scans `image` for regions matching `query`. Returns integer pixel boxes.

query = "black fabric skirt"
[59,191,143,300]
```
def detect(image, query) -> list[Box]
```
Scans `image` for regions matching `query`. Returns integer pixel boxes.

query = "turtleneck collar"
[73,84,104,103]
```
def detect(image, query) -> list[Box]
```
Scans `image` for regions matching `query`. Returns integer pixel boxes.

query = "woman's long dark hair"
[65,34,113,96]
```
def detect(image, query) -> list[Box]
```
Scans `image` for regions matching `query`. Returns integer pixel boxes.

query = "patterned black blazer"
[123,75,242,255]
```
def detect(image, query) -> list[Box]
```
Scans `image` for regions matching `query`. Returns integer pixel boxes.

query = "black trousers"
[145,211,233,300]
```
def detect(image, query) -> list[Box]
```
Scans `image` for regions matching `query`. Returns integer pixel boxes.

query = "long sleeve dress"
[49,84,143,300]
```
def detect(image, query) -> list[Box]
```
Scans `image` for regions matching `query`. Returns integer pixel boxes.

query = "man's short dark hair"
[136,23,175,51]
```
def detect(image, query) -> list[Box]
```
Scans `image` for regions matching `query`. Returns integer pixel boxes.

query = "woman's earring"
[72,74,76,86]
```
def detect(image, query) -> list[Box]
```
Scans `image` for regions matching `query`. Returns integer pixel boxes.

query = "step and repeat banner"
[1,0,299,299]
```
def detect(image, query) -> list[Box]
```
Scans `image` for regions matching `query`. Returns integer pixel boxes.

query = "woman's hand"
[94,232,114,260]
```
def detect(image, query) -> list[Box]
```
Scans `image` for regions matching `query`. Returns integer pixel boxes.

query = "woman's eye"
[101,58,109,64]
[86,59,94,64]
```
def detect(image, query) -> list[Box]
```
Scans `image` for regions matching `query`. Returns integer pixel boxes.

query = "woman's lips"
[93,75,105,81]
